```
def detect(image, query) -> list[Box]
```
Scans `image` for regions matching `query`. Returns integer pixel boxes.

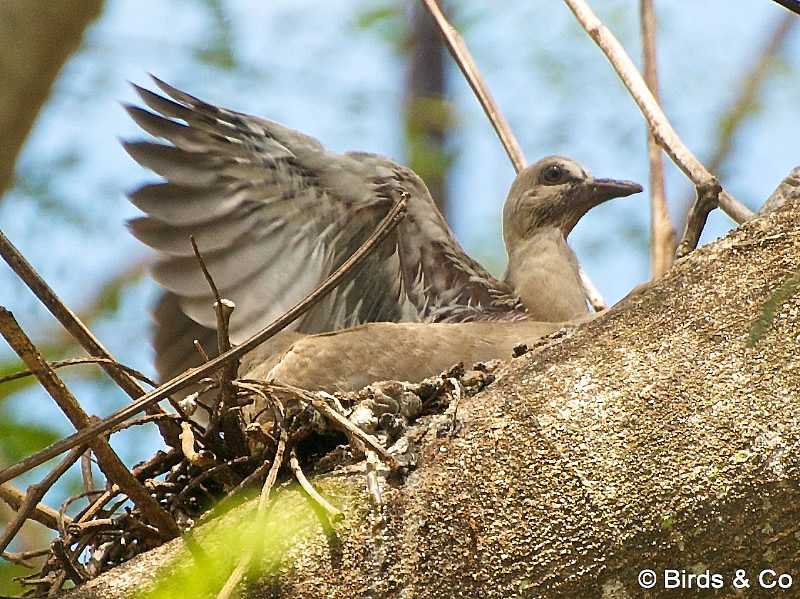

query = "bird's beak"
[586,178,643,204]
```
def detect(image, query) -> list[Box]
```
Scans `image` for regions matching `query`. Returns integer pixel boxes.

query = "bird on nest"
[122,78,642,390]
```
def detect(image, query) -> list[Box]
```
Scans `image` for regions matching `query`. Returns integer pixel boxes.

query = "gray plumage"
[123,78,641,382]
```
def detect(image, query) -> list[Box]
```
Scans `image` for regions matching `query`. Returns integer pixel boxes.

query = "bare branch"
[0,229,179,446]
[0,356,158,387]
[561,0,754,248]
[0,191,408,484]
[0,481,73,531]
[639,0,675,277]
[0,446,83,554]
[289,448,343,521]
[417,0,526,172]
[0,308,180,540]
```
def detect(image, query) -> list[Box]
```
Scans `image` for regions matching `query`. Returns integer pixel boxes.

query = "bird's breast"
[506,231,590,322]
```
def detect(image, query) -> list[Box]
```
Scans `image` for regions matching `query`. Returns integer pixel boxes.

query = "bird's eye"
[541,164,564,184]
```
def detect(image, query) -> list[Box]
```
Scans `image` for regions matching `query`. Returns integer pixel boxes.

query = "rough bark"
[63,190,799,597]
[0,0,103,196]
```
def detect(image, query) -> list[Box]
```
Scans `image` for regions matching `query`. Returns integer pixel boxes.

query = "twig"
[364,448,387,581]
[0,446,83,555]
[189,235,238,406]
[418,0,608,309]
[417,0,526,172]
[289,448,342,521]
[639,0,675,277]
[0,308,180,540]
[561,0,754,248]
[266,382,398,468]
[578,271,607,312]
[0,356,158,387]
[2,550,41,568]
[0,482,74,532]
[365,450,382,511]
[50,537,86,585]
[675,181,722,258]
[216,396,287,599]
[80,450,96,504]
[59,490,108,535]
[0,229,179,445]
[0,191,408,485]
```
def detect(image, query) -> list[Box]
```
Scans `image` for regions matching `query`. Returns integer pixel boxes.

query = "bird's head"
[502,156,642,244]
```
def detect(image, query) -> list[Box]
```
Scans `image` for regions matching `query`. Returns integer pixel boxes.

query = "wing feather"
[125,79,525,381]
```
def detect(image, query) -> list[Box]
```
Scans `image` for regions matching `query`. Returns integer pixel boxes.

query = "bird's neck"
[504,227,590,322]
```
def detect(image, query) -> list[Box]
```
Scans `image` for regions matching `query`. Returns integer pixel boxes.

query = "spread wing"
[123,78,525,380]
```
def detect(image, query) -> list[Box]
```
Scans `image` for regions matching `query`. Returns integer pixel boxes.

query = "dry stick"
[2,550,38,568]
[0,356,158,387]
[216,403,287,599]
[418,0,608,312]
[639,0,675,278]
[0,482,74,529]
[418,0,525,172]
[0,481,74,531]
[0,193,409,486]
[189,236,238,411]
[50,537,86,585]
[562,0,755,255]
[0,229,179,447]
[288,448,342,521]
[267,383,397,467]
[80,451,96,506]
[0,446,83,555]
[0,309,180,540]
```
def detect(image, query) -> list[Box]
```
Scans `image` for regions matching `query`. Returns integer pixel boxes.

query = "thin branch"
[50,537,86,585]
[561,0,754,253]
[2,550,41,568]
[0,446,83,555]
[289,448,343,521]
[0,482,73,531]
[80,450,96,504]
[0,229,179,446]
[417,0,526,172]
[0,308,180,540]
[216,395,287,599]
[268,383,398,468]
[675,181,722,258]
[0,191,408,485]
[578,271,607,313]
[0,356,158,387]
[639,0,675,277]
